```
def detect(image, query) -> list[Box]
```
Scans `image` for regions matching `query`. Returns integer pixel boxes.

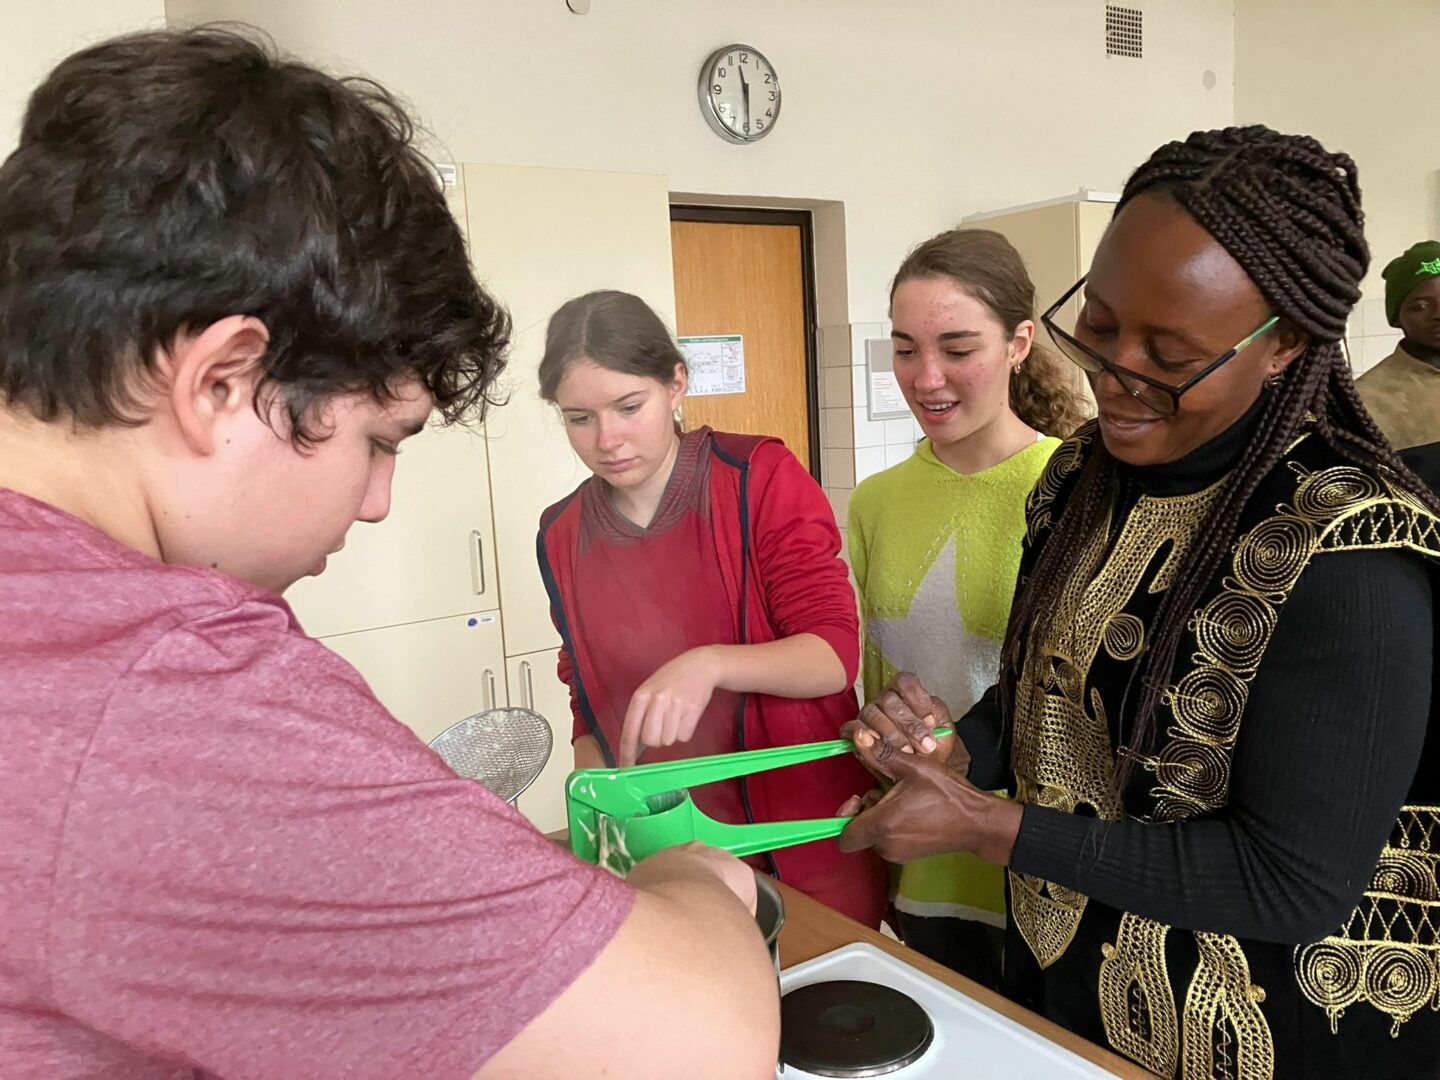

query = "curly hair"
[1002,125,1440,790]
[891,229,1091,438]
[0,26,509,443]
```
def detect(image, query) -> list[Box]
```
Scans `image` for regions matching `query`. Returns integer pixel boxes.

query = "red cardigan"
[538,431,876,891]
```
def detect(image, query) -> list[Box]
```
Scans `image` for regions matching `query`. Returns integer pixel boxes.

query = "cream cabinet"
[508,648,574,833]
[463,163,678,659]
[319,611,507,745]
[285,424,498,639]
[963,192,1117,409]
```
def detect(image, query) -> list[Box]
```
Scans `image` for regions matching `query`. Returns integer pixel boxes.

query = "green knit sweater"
[848,435,1059,922]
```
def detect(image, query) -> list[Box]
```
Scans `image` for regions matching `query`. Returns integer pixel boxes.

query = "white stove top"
[776,943,1114,1078]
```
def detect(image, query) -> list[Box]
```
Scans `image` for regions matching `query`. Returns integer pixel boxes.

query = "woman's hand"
[836,741,1022,866]
[619,647,722,766]
[841,671,966,776]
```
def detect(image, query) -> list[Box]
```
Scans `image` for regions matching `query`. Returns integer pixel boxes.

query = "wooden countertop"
[774,881,1153,1079]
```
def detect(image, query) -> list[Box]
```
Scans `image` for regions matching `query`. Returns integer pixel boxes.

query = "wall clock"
[697,43,780,144]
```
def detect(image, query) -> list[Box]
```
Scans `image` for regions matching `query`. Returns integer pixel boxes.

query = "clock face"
[698,44,780,144]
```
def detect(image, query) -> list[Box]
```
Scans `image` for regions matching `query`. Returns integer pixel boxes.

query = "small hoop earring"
[1264,371,1283,389]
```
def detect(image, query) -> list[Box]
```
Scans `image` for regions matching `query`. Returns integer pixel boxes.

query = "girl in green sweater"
[848,229,1088,986]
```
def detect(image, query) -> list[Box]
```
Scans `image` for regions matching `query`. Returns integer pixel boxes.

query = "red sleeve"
[748,442,861,683]
[50,606,632,1079]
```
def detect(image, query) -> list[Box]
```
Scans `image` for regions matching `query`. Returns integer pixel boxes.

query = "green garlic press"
[566,727,952,874]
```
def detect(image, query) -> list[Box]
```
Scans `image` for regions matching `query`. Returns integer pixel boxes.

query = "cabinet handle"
[484,668,497,711]
[470,529,486,596]
[520,660,535,709]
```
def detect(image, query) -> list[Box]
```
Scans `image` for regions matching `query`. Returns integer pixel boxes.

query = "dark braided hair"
[1002,125,1440,794]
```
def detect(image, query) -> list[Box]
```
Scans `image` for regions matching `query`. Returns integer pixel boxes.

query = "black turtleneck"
[958,403,1434,943]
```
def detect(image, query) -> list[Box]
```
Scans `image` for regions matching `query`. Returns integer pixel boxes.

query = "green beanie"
[1383,240,1440,327]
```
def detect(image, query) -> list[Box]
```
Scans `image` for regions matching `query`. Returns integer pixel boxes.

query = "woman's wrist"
[968,790,1025,867]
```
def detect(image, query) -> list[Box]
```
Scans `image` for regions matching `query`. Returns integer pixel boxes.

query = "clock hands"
[738,64,751,133]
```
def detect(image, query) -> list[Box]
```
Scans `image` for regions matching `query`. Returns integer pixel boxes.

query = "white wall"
[1235,0,1440,372]
[0,0,167,154]
[165,0,1234,323]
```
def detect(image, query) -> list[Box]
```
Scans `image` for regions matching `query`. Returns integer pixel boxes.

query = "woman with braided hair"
[837,125,1439,1078]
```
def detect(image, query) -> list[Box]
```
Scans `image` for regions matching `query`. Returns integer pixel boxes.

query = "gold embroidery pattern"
[1099,914,1180,1076]
[1142,461,1440,823]
[1012,443,1440,1072]
[1025,427,1090,544]
[1295,806,1440,1037]
[1182,933,1275,1080]
[1011,482,1223,969]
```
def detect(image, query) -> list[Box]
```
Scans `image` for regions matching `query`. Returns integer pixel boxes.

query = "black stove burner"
[779,979,934,1077]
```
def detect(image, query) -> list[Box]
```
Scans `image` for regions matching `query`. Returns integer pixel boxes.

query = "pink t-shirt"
[0,488,633,1079]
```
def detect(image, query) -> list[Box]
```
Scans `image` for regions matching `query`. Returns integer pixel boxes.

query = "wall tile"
[823,407,854,448]
[852,366,869,407]
[885,442,915,468]
[854,446,887,484]
[823,448,855,487]
[819,324,851,368]
[851,322,887,368]
[825,486,852,522]
[822,365,852,409]
[853,406,886,448]
[885,417,916,442]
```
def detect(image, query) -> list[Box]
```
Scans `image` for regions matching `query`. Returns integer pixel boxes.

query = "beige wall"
[165,0,1234,324]
[1235,0,1440,372]
[0,0,166,154]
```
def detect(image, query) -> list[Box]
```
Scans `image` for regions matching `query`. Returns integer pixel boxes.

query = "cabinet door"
[463,163,676,657]
[286,426,499,639]
[508,647,574,833]
[319,611,507,746]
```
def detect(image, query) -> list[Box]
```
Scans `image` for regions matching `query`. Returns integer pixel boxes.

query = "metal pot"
[754,874,785,974]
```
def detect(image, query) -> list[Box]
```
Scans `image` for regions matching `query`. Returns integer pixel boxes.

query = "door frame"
[668,205,822,480]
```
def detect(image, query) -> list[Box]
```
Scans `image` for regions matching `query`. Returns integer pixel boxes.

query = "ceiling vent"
[1106,5,1144,59]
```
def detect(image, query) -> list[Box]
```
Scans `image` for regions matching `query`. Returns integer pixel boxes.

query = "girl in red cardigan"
[536,290,885,926]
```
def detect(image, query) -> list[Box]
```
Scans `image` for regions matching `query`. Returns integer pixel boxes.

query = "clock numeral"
[727,53,734,66]
[743,121,751,134]
[717,67,726,78]
[755,119,764,131]
[768,91,776,101]
[765,108,773,118]
[713,84,722,94]
[763,73,772,84]
[740,52,750,63]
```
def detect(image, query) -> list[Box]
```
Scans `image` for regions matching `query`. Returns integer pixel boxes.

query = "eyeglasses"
[1040,276,1279,418]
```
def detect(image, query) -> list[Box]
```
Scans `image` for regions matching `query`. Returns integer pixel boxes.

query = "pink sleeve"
[47,604,632,1080]
[749,443,861,683]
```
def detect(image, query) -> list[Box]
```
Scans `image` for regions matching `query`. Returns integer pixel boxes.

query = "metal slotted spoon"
[427,707,554,804]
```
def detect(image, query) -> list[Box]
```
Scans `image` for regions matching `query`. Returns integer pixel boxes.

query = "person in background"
[847,229,1088,985]
[1357,239,1440,448]
[839,126,1437,1077]
[536,290,887,927]
[0,29,779,1079]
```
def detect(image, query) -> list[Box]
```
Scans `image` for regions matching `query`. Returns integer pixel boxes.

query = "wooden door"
[286,424,498,639]
[462,163,677,659]
[670,212,817,473]
[508,647,573,832]
[319,611,508,745]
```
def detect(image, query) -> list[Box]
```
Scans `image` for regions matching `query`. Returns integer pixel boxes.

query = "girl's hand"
[619,647,723,766]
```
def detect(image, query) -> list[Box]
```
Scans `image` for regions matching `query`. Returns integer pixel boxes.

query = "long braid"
[1002,125,1440,794]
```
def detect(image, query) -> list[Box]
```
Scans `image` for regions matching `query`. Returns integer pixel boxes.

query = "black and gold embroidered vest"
[1003,421,1440,1080]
